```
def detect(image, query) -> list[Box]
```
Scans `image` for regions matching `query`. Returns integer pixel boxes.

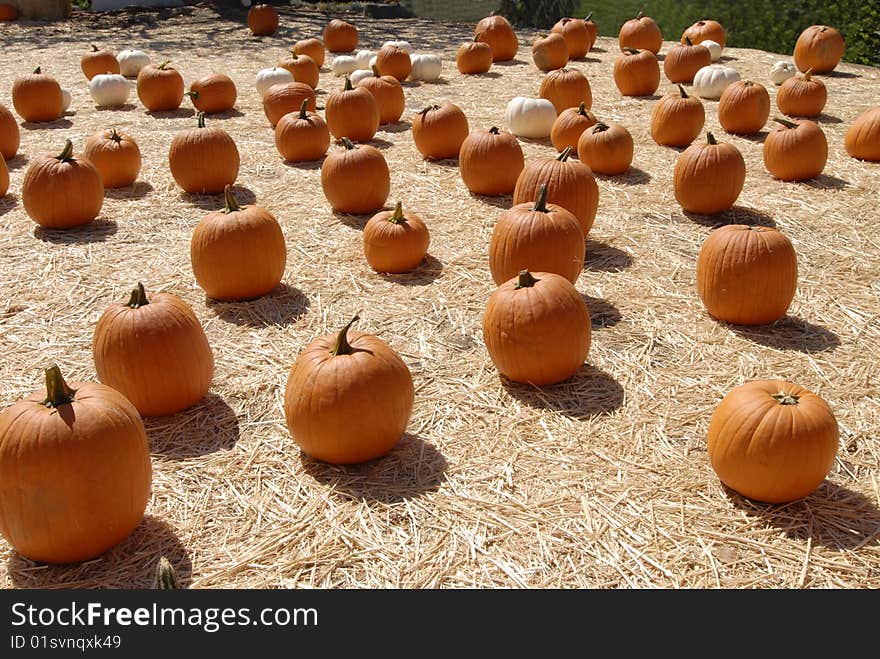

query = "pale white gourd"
[408,54,442,81]
[770,60,797,85]
[255,66,293,97]
[331,55,358,76]
[116,49,151,77]
[505,97,557,138]
[61,89,71,112]
[382,40,413,53]
[701,39,723,61]
[692,64,740,99]
[369,55,378,69]
[349,69,373,85]
[89,73,131,107]
[355,50,376,69]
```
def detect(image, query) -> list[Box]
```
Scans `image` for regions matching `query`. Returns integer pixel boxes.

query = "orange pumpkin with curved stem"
[262,81,316,127]
[551,17,590,59]
[577,122,633,175]
[763,117,827,181]
[12,67,63,123]
[673,132,745,214]
[81,44,120,80]
[275,99,330,162]
[718,80,770,135]
[0,103,20,160]
[650,85,705,147]
[357,67,405,125]
[363,202,431,274]
[323,18,358,53]
[613,48,660,96]
[474,14,518,62]
[0,364,151,564]
[293,38,325,68]
[794,25,845,74]
[83,128,142,188]
[707,380,838,503]
[168,112,240,194]
[681,19,726,48]
[845,106,880,162]
[663,38,711,83]
[325,77,380,142]
[277,52,319,89]
[457,38,493,74]
[136,61,184,112]
[412,102,469,160]
[248,4,278,36]
[776,69,826,118]
[483,269,591,386]
[550,103,597,152]
[284,315,414,464]
[619,11,662,54]
[321,138,390,213]
[459,126,524,196]
[375,45,412,82]
[532,32,569,72]
[187,74,237,114]
[539,67,591,114]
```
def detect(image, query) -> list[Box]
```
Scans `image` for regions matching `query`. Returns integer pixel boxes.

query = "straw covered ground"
[0,4,878,589]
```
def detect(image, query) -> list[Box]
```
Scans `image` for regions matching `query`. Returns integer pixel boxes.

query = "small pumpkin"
[382,39,413,53]
[776,69,827,118]
[0,103,21,160]
[293,38,326,68]
[770,60,797,85]
[696,224,797,326]
[577,122,634,175]
[83,128,141,188]
[349,69,373,86]
[325,77,380,143]
[321,138,390,214]
[0,155,7,198]
[618,11,662,54]
[88,72,130,108]
[355,49,377,70]
[650,85,705,147]
[375,45,412,82]
[700,39,723,61]
[323,18,358,53]
[707,380,838,503]
[505,96,557,139]
[539,67,592,114]
[187,73,237,114]
[681,19,726,49]
[0,364,151,564]
[763,117,827,182]
[550,102,597,153]
[191,185,287,301]
[81,44,120,80]
[531,32,569,72]
[93,283,215,417]
[12,67,63,123]
[136,61,184,111]
[262,81,317,127]
[117,49,150,77]
[168,112,240,194]
[408,53,443,81]
[663,38,712,84]
[459,126,525,196]
[845,106,880,162]
[673,132,745,214]
[474,14,518,62]
[22,139,103,229]
[551,17,590,60]
[255,66,294,97]
[331,55,359,77]
[0,3,17,20]
[491,183,585,285]
[277,52,319,89]
[247,3,278,36]
[613,48,660,97]
[457,38,493,74]
[483,270,591,386]
[363,201,431,273]
[357,67,405,125]
[284,315,414,464]
[794,25,845,74]
[412,102,469,160]
[692,64,740,99]
[275,98,331,162]
[718,80,770,135]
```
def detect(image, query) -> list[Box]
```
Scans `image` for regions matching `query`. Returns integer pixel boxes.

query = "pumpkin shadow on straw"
[144,393,240,457]
[682,205,777,228]
[494,58,529,66]
[815,113,843,124]
[377,254,443,286]
[145,108,196,120]
[576,56,602,64]
[205,283,309,327]
[104,180,155,200]
[206,108,245,119]
[517,136,553,148]
[469,192,513,210]
[728,315,841,354]
[378,120,412,134]
[182,185,257,210]
[800,174,849,190]
[4,154,28,170]
[735,130,768,143]
[33,219,118,244]
[825,69,860,79]
[583,295,621,329]
[0,194,18,217]
[366,138,394,150]
[502,364,624,420]
[20,119,73,131]
[584,239,633,272]
[724,481,880,551]
[300,434,448,503]
[282,158,323,171]
[594,167,651,185]
[7,515,192,589]
[94,103,137,113]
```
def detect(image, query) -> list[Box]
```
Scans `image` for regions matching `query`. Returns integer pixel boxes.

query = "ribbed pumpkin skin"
[247,4,278,36]
[277,53,319,89]
[459,127,524,195]
[323,18,358,53]
[845,106,880,161]
[682,20,726,48]
[93,287,215,417]
[0,4,18,20]
[550,105,597,152]
[83,129,142,188]
[22,145,104,228]
[794,25,845,74]
[577,122,634,175]
[483,271,591,386]
[763,119,827,181]
[12,70,63,123]
[0,103,20,159]
[293,38,326,68]
[531,33,569,72]
[412,102,469,160]
[539,68,592,114]
[707,380,839,503]
[321,141,390,214]
[363,205,431,273]
[284,325,414,464]
[513,152,599,235]
[0,155,7,197]
[696,224,797,325]
[489,199,585,285]
[474,14,518,62]
[618,13,663,54]
[136,63,184,112]
[262,81,316,127]
[325,82,379,142]
[0,374,151,564]
[81,46,120,80]
[457,41,493,74]
[189,74,237,114]
[673,134,745,214]
[551,17,590,59]
[718,80,770,135]
[650,89,705,147]
[663,41,711,83]
[776,73,826,118]
[358,73,405,124]
[375,45,412,82]
[274,109,330,162]
[168,120,240,194]
[613,48,660,96]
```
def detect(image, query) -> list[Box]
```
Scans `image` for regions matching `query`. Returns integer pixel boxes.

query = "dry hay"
[0,4,878,589]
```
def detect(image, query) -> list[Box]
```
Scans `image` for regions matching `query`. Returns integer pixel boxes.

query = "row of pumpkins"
[0,9,869,567]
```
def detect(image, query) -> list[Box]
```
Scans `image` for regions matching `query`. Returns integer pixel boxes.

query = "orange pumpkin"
[168,112,240,194]
[663,38,711,84]
[293,38,326,68]
[718,80,770,135]
[577,122,634,175]
[81,44,120,80]
[0,154,7,198]
[357,67,405,125]
[673,132,745,214]
[0,102,20,160]
[321,138,390,214]
[277,51,319,89]
[247,3,278,36]
[613,48,660,96]
[650,85,705,147]
[284,315,414,464]
[323,18,358,53]
[275,98,330,162]
[191,185,287,301]
[187,74,237,114]
[539,67,592,114]
[83,128,142,188]
[531,32,569,72]
[0,364,151,564]
[583,12,598,50]
[93,283,215,417]
[0,3,18,20]
[363,202,431,274]
[845,106,880,162]
[262,81,317,127]
[707,380,838,503]
[697,224,797,326]
[483,270,591,386]
[551,17,590,59]
[550,103,597,153]
[776,69,827,118]
[12,67,63,123]
[375,45,412,82]
[456,39,493,74]
[325,77,380,143]
[459,126,525,196]
[136,61,184,112]
[412,102,469,160]
[681,19,726,48]
[763,117,827,182]
[619,11,663,54]
[794,25,845,74]
[22,139,104,229]
[474,14,518,62]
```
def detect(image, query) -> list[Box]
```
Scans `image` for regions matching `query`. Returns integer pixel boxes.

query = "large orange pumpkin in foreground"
[474,14,518,62]
[285,315,414,464]
[459,126,524,196]
[168,112,240,193]
[0,364,151,564]
[275,98,330,162]
[321,138,390,214]
[673,132,745,214]
[363,201,431,274]
[794,25,845,74]
[763,117,827,182]
[412,102,469,160]
[707,380,839,503]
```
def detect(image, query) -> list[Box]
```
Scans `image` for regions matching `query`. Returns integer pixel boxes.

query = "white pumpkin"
[89,73,131,107]
[349,69,373,85]
[331,55,358,76]
[355,49,376,70]
[255,66,293,97]
[382,40,413,54]
[408,53,442,81]
[692,64,740,99]
[116,49,151,78]
[369,55,378,70]
[770,60,797,85]
[61,89,71,112]
[701,39,723,62]
[505,97,557,139]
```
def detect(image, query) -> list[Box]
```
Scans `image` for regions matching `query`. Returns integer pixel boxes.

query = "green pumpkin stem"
[557,145,573,162]
[489,126,499,134]
[341,137,357,150]
[223,185,240,213]
[33,66,42,74]
[773,116,798,129]
[388,202,405,224]
[803,68,813,81]
[677,84,688,98]
[418,104,439,116]
[343,76,353,91]
[185,90,199,100]
[331,315,360,356]
[532,183,550,212]
[55,139,74,162]
[127,282,150,309]
[155,556,178,590]
[515,270,540,289]
[158,60,171,70]
[706,132,718,145]
[298,98,309,119]
[197,111,206,128]
[42,365,76,409]
[772,392,800,405]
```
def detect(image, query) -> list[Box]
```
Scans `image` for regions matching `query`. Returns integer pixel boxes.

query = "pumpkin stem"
[341,137,357,150]
[223,185,240,213]
[388,201,405,224]
[155,556,178,590]
[773,116,798,130]
[623,47,640,55]
[556,146,573,162]
[489,126,500,134]
[635,11,644,19]
[127,282,150,309]
[593,122,610,132]
[41,364,76,409]
[772,392,800,406]
[515,270,540,289]
[576,102,587,116]
[89,44,98,52]
[418,104,440,116]
[331,315,360,356]
[677,84,688,98]
[685,36,693,47]
[585,11,593,21]
[55,139,74,162]
[532,183,550,212]
[371,64,381,77]
[298,98,310,119]
[343,76,353,91]
[197,112,206,128]
[706,132,718,145]
[802,68,813,81]
[109,128,122,143]
[184,90,199,99]
[158,60,171,70]
[33,66,42,74]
